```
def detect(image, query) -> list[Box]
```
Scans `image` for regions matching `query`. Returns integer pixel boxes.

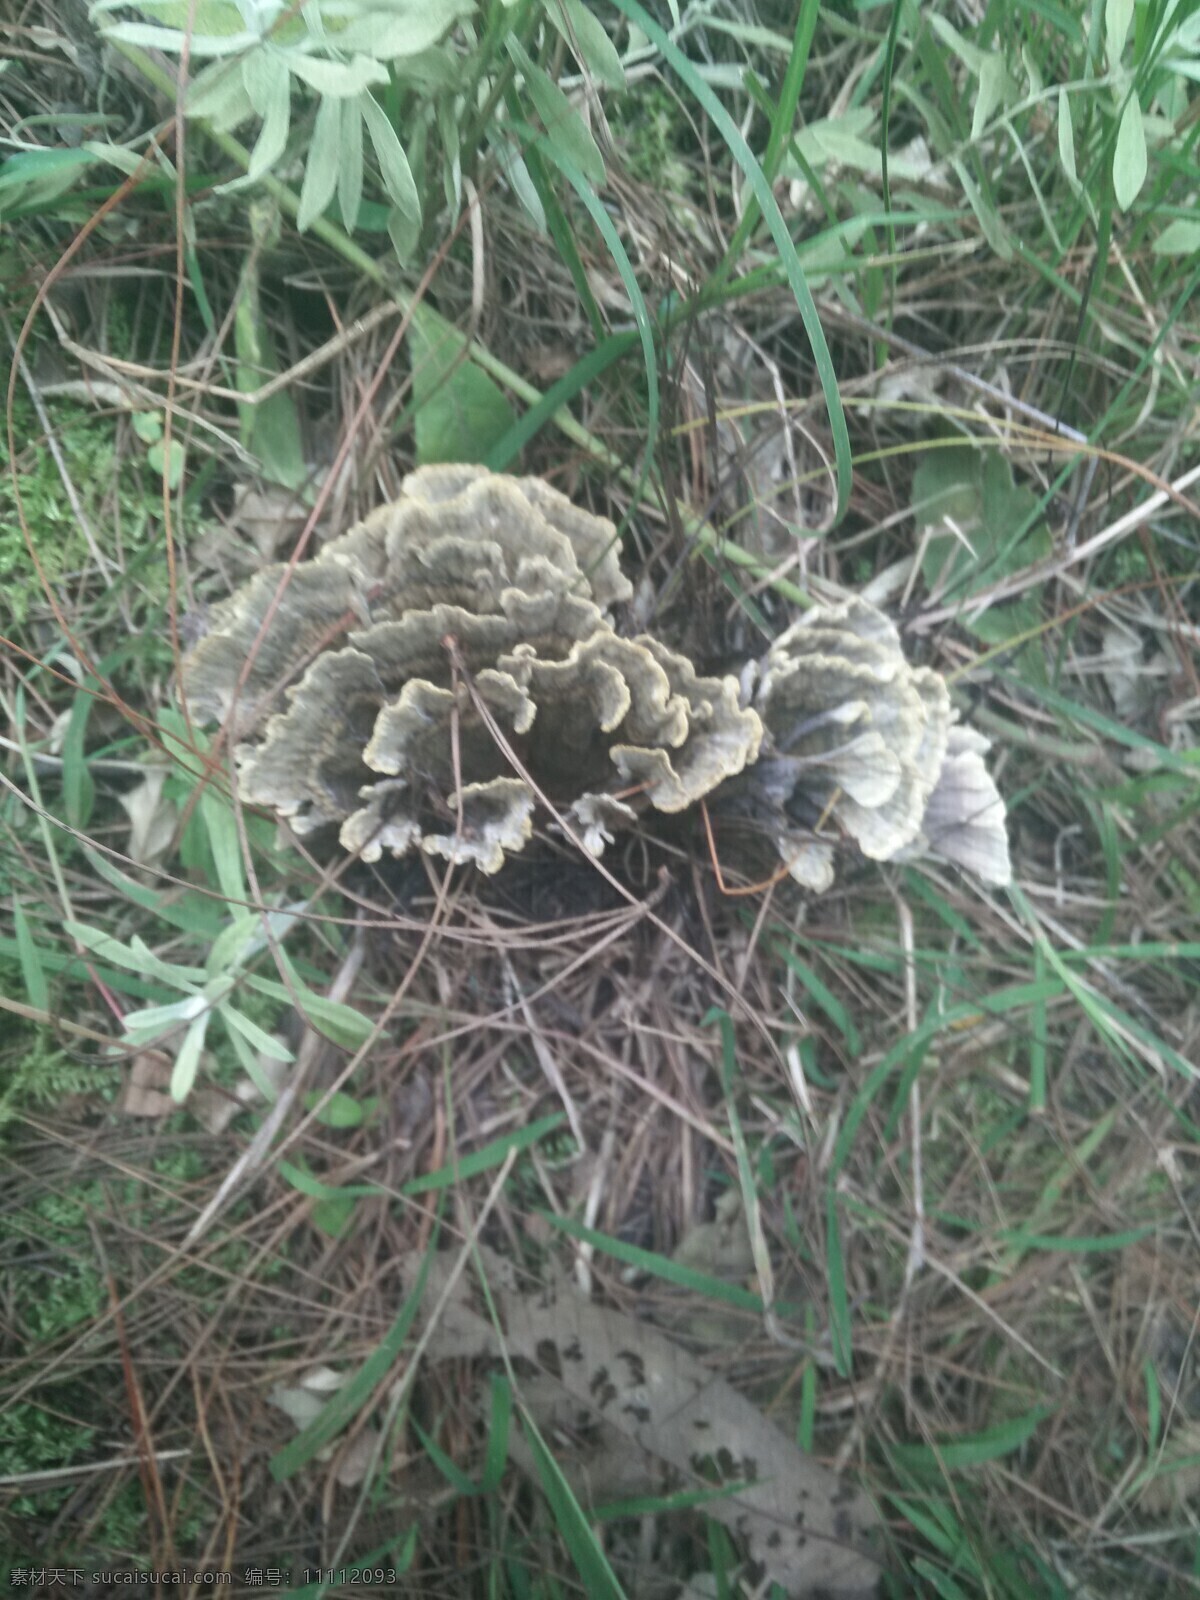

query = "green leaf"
[205,909,260,976]
[437,94,461,213]
[0,147,93,217]
[94,0,249,35]
[484,329,636,469]
[82,845,226,937]
[312,1192,357,1236]
[914,447,1051,597]
[170,1010,211,1101]
[338,94,364,230]
[270,1241,438,1479]
[222,1015,285,1101]
[286,52,387,97]
[304,1089,366,1129]
[233,261,308,491]
[409,302,516,464]
[65,921,206,987]
[825,1192,852,1377]
[772,945,861,1053]
[608,0,851,520]
[1152,217,1200,254]
[386,203,420,263]
[240,48,291,182]
[13,898,49,1013]
[491,135,545,230]
[951,156,1013,259]
[220,1002,295,1061]
[1057,87,1078,187]
[0,147,92,191]
[548,0,626,88]
[278,1160,381,1200]
[335,0,474,58]
[199,787,247,904]
[359,92,420,220]
[928,14,987,75]
[971,54,1013,140]
[889,1406,1053,1472]
[98,19,256,54]
[297,92,341,231]
[521,1410,627,1599]
[964,595,1047,685]
[542,1214,766,1313]
[246,956,376,1048]
[996,1225,1154,1252]
[1106,0,1134,60]
[479,1375,512,1492]
[60,690,94,829]
[507,35,605,187]
[401,1113,566,1195]
[122,995,208,1037]
[1113,95,1147,211]
[187,58,255,128]
[147,437,185,489]
[515,125,659,495]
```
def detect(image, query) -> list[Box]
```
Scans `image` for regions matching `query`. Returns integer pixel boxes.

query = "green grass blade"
[606,0,852,521]
[512,120,660,487]
[270,1237,437,1480]
[401,1113,567,1195]
[888,1406,1053,1472]
[479,1373,512,1494]
[825,1191,852,1378]
[541,1213,765,1312]
[12,897,49,1013]
[520,1406,627,1600]
[485,331,638,469]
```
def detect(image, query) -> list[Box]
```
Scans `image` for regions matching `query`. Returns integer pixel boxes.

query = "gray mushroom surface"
[181,471,1009,885]
[181,467,761,873]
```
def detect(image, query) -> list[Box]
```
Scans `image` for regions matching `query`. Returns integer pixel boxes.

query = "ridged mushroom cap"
[754,598,1009,888]
[181,469,762,873]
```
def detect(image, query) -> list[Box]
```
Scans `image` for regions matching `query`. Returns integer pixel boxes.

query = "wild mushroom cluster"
[183,466,1010,888]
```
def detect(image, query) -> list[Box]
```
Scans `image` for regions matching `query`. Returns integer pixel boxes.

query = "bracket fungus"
[749,598,1011,890]
[181,468,1009,887]
[182,466,762,873]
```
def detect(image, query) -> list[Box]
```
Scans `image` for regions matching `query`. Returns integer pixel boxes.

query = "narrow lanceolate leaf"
[13,898,49,1014]
[387,205,420,263]
[492,135,545,230]
[171,1010,211,1102]
[97,20,257,54]
[123,994,207,1040]
[507,35,605,187]
[1057,88,1078,187]
[199,788,247,905]
[286,52,388,96]
[298,92,341,231]
[187,59,255,128]
[549,0,626,88]
[1113,94,1147,210]
[336,0,475,59]
[359,92,420,221]
[241,48,291,181]
[219,1002,294,1061]
[338,95,364,230]
[92,0,248,32]
[1106,0,1134,60]
[65,921,207,986]
[971,54,1010,140]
